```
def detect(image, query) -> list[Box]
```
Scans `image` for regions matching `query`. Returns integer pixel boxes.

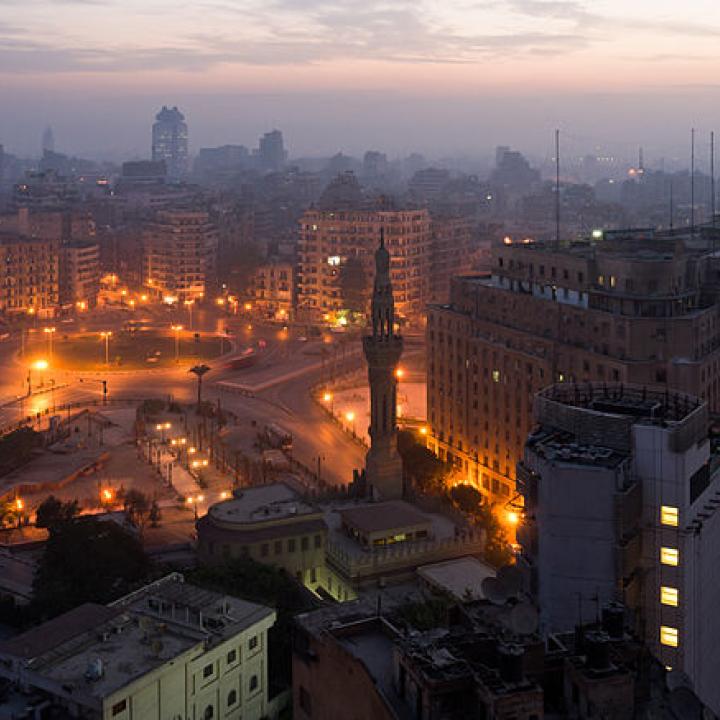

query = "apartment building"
[297,206,431,325]
[517,383,720,713]
[426,232,720,505]
[143,210,218,302]
[61,241,101,308]
[253,262,294,320]
[0,573,278,720]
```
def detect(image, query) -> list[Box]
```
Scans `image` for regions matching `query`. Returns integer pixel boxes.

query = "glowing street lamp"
[43,326,56,361]
[419,426,428,436]
[171,324,183,362]
[506,510,520,526]
[395,368,405,380]
[27,359,49,396]
[345,410,356,436]
[100,331,112,365]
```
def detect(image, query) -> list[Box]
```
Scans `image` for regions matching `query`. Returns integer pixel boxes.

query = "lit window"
[492,370,500,383]
[660,626,678,647]
[610,275,616,288]
[661,586,679,607]
[661,506,679,527]
[598,275,604,285]
[660,547,679,566]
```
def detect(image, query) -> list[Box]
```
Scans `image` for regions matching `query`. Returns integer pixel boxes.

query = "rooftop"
[339,501,430,535]
[417,557,496,603]
[207,482,318,526]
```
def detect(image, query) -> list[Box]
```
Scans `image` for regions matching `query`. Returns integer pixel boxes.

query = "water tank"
[585,631,611,671]
[498,642,524,683]
[601,602,625,639]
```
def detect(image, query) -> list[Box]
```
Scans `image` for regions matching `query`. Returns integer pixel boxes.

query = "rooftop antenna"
[555,129,560,246]
[639,146,644,173]
[669,179,674,230]
[691,128,695,234]
[711,130,716,230]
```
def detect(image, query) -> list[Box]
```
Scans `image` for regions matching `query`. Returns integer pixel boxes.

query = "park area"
[30,330,229,371]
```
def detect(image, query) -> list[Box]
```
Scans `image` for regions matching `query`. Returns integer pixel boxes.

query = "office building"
[297,183,431,324]
[408,167,450,200]
[427,232,720,506]
[429,213,477,304]
[256,130,286,172]
[152,106,189,179]
[517,382,720,713]
[0,573,278,720]
[143,210,218,302]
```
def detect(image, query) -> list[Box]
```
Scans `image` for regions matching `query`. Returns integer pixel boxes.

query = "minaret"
[362,228,404,499]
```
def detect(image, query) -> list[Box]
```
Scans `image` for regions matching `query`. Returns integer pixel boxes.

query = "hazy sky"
[1,0,720,161]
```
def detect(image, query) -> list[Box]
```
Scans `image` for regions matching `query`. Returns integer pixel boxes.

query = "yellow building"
[0,574,279,720]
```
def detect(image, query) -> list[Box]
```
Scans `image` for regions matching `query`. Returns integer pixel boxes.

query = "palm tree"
[189,364,211,407]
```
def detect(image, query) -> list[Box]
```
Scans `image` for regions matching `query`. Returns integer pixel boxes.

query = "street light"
[184,299,194,329]
[345,410,356,436]
[43,327,56,361]
[100,331,112,365]
[322,391,334,415]
[171,324,183,363]
[27,359,49,396]
[395,367,405,380]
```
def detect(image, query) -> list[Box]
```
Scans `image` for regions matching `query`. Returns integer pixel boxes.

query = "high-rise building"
[41,126,55,155]
[297,176,431,324]
[362,230,404,500]
[151,106,189,179]
[60,241,101,309]
[256,130,286,172]
[517,382,720,713]
[426,232,720,506]
[428,213,477,305]
[143,210,218,302]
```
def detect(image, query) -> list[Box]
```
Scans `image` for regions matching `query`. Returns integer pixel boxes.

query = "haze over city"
[2,0,720,159]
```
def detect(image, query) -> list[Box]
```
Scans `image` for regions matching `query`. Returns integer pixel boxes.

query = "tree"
[123,489,150,530]
[397,430,450,494]
[35,496,79,533]
[31,517,149,618]
[189,364,211,406]
[474,503,513,568]
[450,484,483,515]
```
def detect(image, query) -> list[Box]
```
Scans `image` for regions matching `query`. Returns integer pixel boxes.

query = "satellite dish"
[481,576,509,605]
[509,603,539,635]
[669,687,704,720]
[497,565,523,598]
[667,669,694,693]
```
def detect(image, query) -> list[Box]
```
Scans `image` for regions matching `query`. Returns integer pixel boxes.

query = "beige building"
[197,483,328,587]
[143,210,218,302]
[427,231,720,506]
[0,573,278,720]
[253,262,294,320]
[61,241,101,308]
[297,207,431,325]
[0,232,59,317]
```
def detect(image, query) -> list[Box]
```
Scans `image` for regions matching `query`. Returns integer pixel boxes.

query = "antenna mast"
[555,129,560,246]
[670,180,674,231]
[712,130,716,229]
[691,128,695,234]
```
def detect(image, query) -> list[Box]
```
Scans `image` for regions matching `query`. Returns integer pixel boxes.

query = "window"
[661,547,679,566]
[661,586,679,607]
[492,369,500,383]
[227,649,237,664]
[249,675,259,692]
[227,690,237,707]
[660,626,678,647]
[288,538,296,552]
[274,540,282,555]
[301,536,309,551]
[112,700,127,716]
[249,635,258,651]
[261,543,269,557]
[203,663,214,679]
[204,705,214,720]
[661,506,679,527]
[314,534,322,548]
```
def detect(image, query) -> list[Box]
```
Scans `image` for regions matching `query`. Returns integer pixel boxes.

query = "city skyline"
[1,0,720,158]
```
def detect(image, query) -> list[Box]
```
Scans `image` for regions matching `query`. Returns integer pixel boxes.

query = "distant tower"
[42,126,55,155]
[257,130,286,172]
[362,228,404,500]
[152,106,189,179]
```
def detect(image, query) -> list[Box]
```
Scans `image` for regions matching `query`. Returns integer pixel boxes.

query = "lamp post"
[184,299,194,330]
[346,411,356,437]
[171,324,183,363]
[322,391,334,415]
[28,359,48,396]
[100,331,112,365]
[43,326,56,362]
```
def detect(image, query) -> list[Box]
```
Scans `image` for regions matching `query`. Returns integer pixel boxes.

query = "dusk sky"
[2,0,720,161]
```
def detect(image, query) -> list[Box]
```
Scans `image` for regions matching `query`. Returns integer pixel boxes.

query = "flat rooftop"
[527,430,627,468]
[339,501,430,535]
[418,557,496,602]
[207,482,317,525]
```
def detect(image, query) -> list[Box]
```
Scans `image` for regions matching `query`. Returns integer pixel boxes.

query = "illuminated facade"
[427,232,720,505]
[253,262,294,320]
[151,105,189,179]
[142,210,217,302]
[517,383,720,713]
[297,207,431,325]
[60,241,101,308]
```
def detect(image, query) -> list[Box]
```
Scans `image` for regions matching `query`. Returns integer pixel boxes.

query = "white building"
[518,383,720,713]
[0,574,278,720]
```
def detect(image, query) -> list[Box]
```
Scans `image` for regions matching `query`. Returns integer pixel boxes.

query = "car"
[297,336,307,342]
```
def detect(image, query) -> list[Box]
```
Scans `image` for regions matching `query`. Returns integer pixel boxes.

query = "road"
[0,313,375,488]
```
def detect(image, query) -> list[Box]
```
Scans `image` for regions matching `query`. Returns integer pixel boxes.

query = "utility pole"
[555,129,560,246]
